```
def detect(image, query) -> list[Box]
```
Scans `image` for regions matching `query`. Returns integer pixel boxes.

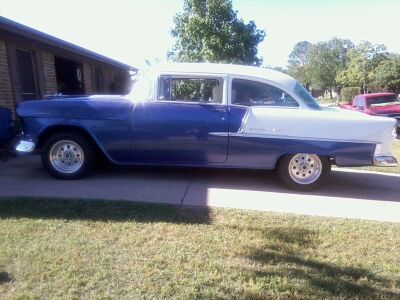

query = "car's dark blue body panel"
[0,107,13,142]
[16,96,376,168]
[226,136,375,168]
[131,101,230,164]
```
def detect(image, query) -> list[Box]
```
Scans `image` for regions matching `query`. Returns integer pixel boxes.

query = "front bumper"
[373,155,398,167]
[15,140,35,153]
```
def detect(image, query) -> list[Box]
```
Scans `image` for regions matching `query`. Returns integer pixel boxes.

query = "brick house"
[0,16,137,114]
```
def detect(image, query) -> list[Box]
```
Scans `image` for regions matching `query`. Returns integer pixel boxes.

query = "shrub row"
[341,87,360,102]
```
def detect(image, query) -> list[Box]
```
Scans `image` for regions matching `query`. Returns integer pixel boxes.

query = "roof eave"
[0,16,136,71]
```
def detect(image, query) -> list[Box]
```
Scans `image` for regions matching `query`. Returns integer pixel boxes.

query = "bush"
[341,87,360,102]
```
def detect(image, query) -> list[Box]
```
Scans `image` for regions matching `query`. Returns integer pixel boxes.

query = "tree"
[308,38,354,98]
[287,41,312,89]
[288,41,312,67]
[372,53,400,93]
[336,41,388,93]
[169,0,266,65]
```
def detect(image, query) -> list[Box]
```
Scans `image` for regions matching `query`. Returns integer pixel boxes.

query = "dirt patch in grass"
[0,198,399,298]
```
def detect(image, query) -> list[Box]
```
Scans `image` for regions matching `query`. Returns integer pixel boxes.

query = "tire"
[41,131,94,179]
[277,153,331,191]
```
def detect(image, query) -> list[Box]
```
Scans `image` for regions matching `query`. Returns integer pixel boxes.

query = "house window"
[54,56,84,95]
[15,49,39,100]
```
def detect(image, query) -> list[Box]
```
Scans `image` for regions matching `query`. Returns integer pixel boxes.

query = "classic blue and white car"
[16,63,398,190]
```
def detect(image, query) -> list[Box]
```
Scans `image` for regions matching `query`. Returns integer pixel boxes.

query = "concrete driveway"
[1,155,400,222]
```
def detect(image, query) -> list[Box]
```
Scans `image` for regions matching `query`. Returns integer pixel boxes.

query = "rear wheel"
[277,153,330,191]
[41,132,94,179]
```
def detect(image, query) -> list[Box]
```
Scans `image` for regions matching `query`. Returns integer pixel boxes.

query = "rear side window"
[352,96,358,106]
[158,76,223,103]
[353,97,365,108]
[231,79,298,107]
[358,98,365,108]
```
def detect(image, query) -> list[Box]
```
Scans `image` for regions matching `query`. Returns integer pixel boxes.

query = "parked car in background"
[15,63,398,190]
[340,93,400,136]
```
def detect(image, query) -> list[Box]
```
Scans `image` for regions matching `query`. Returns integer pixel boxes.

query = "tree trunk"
[363,78,367,94]
[336,87,342,100]
[329,89,333,99]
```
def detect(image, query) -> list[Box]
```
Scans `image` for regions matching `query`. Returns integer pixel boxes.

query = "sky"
[2,0,400,70]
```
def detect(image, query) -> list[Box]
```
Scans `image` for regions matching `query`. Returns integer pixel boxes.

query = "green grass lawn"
[1,198,399,299]
[351,139,400,174]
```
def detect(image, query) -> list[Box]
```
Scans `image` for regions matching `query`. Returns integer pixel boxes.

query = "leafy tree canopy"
[336,41,388,93]
[287,41,313,88]
[308,38,354,92]
[169,0,266,66]
[287,38,400,96]
[288,41,312,67]
[372,53,400,93]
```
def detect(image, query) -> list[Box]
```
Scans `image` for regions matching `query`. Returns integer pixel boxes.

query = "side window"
[359,98,365,108]
[231,78,299,107]
[354,97,364,109]
[158,76,223,103]
[352,96,358,107]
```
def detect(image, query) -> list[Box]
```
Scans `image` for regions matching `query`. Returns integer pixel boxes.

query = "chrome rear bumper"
[15,140,35,153]
[373,155,398,167]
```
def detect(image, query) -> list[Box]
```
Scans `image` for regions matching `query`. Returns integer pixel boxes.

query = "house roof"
[0,16,136,71]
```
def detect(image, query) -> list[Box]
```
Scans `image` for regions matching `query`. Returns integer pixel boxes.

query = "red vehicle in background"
[340,93,400,135]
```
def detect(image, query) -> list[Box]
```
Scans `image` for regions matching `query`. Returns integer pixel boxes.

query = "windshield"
[367,95,400,107]
[293,83,320,109]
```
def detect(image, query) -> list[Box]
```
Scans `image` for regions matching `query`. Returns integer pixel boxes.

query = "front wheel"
[277,153,331,191]
[41,132,94,179]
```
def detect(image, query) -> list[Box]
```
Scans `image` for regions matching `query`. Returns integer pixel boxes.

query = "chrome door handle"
[213,108,227,112]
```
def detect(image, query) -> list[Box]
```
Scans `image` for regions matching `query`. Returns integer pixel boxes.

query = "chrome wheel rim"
[49,140,84,174]
[288,154,322,185]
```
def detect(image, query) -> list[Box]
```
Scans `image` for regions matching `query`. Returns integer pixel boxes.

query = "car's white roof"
[152,62,297,90]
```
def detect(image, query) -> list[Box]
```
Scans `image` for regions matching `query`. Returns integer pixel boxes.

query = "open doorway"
[54,56,84,95]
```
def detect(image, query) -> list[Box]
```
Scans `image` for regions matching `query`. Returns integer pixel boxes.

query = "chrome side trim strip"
[209,132,379,144]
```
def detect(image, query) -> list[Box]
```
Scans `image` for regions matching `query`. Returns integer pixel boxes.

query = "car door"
[130,75,229,164]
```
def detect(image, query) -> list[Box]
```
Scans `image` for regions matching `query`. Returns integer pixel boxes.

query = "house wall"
[0,39,14,111]
[83,62,93,94]
[42,51,57,95]
[0,33,130,115]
